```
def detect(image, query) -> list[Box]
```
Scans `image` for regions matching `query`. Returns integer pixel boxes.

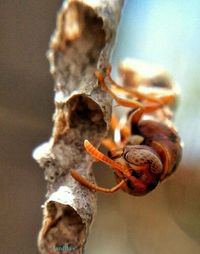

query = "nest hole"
[67,95,106,144]
[41,204,85,253]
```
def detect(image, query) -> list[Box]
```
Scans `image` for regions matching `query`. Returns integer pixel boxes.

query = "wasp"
[71,59,182,196]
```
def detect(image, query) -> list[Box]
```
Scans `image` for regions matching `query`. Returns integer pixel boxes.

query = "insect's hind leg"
[95,69,144,109]
[101,65,175,113]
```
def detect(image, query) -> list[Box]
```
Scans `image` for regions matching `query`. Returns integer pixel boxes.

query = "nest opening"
[67,95,106,146]
[39,203,85,253]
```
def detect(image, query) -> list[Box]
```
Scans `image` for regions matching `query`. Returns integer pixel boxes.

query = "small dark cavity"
[127,180,135,190]
[131,122,140,135]
[124,109,141,135]
[45,160,51,167]
[55,171,59,176]
[171,161,178,174]
[150,76,171,88]
[47,201,57,216]
[107,150,112,158]
[168,132,177,143]
[147,182,158,191]
[107,150,122,159]
[131,170,143,178]
[65,40,72,47]
[127,108,137,118]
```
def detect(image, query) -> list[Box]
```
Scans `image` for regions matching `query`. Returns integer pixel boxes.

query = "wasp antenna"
[84,140,130,176]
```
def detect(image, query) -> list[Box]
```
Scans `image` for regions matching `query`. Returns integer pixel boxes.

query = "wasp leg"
[104,65,176,113]
[95,70,144,109]
[106,64,161,105]
[111,82,175,105]
[154,92,176,105]
[106,64,176,105]
[71,169,125,193]
[111,85,159,102]
[128,107,144,126]
[110,113,119,129]
[96,69,164,113]
[120,126,131,142]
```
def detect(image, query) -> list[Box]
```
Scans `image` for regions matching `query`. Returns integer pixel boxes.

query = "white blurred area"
[87,1,200,254]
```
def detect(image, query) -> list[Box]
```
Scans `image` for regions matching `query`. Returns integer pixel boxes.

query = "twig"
[33,0,124,253]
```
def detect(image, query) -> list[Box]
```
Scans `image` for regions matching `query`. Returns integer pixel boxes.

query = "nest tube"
[33,0,124,253]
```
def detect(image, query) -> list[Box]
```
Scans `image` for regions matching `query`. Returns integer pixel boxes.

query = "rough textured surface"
[33,0,124,253]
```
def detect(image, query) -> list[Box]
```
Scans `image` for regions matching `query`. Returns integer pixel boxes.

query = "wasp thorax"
[123,145,163,174]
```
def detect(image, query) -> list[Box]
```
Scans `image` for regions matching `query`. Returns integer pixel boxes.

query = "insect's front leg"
[70,140,129,193]
[71,169,125,193]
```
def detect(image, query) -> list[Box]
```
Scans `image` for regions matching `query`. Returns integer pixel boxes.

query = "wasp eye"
[124,145,163,174]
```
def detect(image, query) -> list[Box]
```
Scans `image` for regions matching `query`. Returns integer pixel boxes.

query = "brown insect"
[71,60,182,196]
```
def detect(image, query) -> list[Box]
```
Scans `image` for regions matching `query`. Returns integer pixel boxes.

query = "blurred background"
[1,0,200,253]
